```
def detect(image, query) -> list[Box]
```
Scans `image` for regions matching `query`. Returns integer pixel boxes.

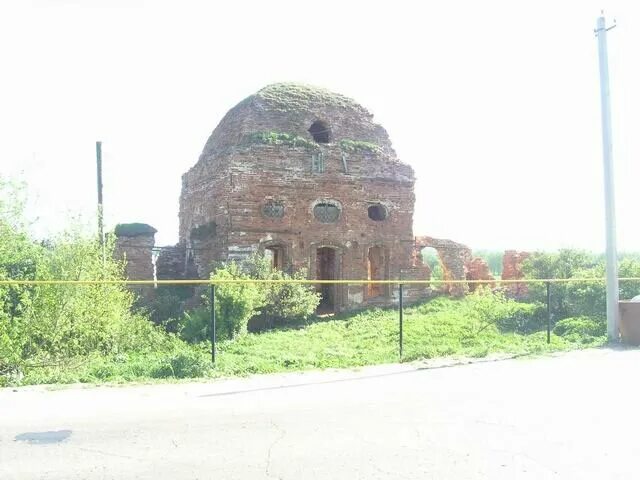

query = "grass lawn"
[16,296,607,386]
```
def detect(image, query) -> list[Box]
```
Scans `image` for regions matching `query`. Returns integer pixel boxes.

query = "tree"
[0,176,170,382]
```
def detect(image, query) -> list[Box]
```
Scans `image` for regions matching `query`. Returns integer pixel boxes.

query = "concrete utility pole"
[595,13,619,341]
[96,141,106,266]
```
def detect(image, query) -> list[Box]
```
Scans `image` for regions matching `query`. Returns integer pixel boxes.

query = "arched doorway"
[316,246,338,312]
[367,246,386,298]
[264,245,284,270]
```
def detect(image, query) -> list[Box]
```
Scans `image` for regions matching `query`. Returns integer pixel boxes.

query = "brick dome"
[199,83,395,159]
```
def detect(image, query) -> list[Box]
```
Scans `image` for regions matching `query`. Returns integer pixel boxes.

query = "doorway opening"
[264,245,284,270]
[421,247,445,289]
[367,246,386,298]
[316,247,337,312]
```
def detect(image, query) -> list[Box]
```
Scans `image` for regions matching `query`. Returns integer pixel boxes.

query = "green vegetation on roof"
[114,223,157,237]
[339,139,381,154]
[242,132,382,155]
[242,131,319,151]
[256,83,368,114]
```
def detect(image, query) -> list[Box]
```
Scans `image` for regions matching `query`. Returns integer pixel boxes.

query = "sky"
[1,0,639,252]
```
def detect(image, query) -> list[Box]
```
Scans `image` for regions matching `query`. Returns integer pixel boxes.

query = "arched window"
[309,121,330,143]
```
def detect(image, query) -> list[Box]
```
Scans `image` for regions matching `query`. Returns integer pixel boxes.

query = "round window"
[314,203,341,223]
[368,204,388,221]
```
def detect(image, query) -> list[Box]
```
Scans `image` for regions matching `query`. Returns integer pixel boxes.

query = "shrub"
[210,261,264,340]
[463,288,542,334]
[244,254,320,329]
[114,223,157,237]
[138,285,195,331]
[151,349,210,379]
[243,131,317,150]
[524,249,640,322]
[0,178,184,384]
[179,254,320,342]
[553,316,606,343]
[338,139,381,154]
[179,307,210,343]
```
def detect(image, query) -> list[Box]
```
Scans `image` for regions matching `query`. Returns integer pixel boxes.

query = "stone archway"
[413,236,495,296]
[310,242,344,313]
[366,244,390,299]
[317,247,337,311]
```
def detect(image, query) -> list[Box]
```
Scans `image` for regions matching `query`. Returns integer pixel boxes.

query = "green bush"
[114,223,157,237]
[151,349,210,379]
[462,288,542,334]
[179,254,320,342]
[523,249,640,322]
[243,131,317,150]
[179,306,210,343]
[244,254,320,329]
[338,139,381,154]
[0,176,192,385]
[211,262,265,340]
[553,317,606,343]
[421,249,444,281]
[137,285,195,331]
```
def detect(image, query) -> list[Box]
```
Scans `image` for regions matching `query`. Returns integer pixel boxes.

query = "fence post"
[546,281,551,344]
[399,282,404,359]
[210,283,216,363]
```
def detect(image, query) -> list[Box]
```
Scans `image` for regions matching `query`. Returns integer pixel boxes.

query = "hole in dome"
[309,121,330,143]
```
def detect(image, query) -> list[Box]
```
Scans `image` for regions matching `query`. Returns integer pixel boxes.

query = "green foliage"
[243,131,318,150]
[553,317,606,344]
[150,349,211,379]
[523,249,602,320]
[11,291,606,385]
[209,262,265,340]
[0,176,196,386]
[213,294,603,376]
[133,284,195,332]
[179,306,210,343]
[338,139,381,154]
[114,223,157,237]
[256,83,364,113]
[243,254,320,329]
[523,249,640,323]
[461,288,543,334]
[473,249,504,276]
[421,248,444,281]
[180,254,320,342]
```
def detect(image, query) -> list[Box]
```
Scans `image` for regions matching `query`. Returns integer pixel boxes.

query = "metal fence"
[2,277,639,366]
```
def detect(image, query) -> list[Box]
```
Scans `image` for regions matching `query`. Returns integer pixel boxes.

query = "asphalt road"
[2,349,640,479]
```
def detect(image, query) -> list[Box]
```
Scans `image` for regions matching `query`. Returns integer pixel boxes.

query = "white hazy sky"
[1,0,638,252]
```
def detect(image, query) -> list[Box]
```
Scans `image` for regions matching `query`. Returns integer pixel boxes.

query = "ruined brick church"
[115,83,527,311]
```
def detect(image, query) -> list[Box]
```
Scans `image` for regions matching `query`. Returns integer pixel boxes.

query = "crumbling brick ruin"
[113,223,157,298]
[501,250,531,297]
[114,83,529,311]
[174,83,429,311]
[413,236,494,297]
